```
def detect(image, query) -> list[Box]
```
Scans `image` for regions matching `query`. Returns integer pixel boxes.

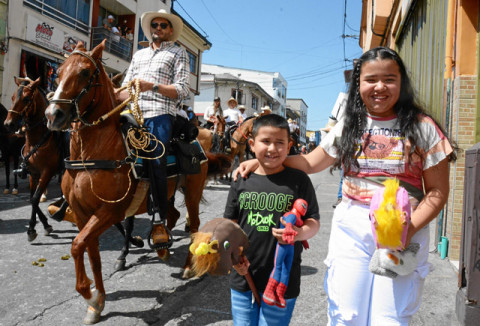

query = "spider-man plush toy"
[263,199,308,308]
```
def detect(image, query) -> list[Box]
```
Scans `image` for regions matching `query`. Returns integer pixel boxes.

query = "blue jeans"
[143,114,173,220]
[231,288,296,326]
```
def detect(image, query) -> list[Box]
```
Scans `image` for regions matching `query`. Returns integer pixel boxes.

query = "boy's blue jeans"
[231,288,296,325]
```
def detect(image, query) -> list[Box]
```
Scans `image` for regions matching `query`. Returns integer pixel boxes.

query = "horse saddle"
[119,113,206,179]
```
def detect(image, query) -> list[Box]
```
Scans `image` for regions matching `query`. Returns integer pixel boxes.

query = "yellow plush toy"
[369,178,419,278]
[371,178,409,250]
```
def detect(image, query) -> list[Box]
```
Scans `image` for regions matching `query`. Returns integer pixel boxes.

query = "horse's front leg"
[72,215,113,324]
[3,155,10,194]
[27,176,40,241]
[114,216,140,271]
[31,175,53,237]
[182,171,207,279]
[12,153,19,194]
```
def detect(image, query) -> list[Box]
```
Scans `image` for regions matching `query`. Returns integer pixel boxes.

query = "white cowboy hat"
[287,118,293,123]
[238,105,246,111]
[261,106,272,113]
[227,97,238,106]
[141,9,183,43]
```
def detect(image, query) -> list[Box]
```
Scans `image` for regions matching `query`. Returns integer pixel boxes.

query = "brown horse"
[44,41,219,324]
[4,77,64,241]
[0,103,24,194]
[197,116,225,151]
[223,116,256,180]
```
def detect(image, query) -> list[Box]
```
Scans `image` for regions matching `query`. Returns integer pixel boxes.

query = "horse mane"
[243,115,256,123]
[190,231,220,277]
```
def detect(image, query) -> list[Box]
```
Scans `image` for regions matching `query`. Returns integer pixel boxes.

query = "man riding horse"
[116,9,189,248]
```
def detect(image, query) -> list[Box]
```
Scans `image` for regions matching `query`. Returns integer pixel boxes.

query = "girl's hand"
[232,255,250,276]
[233,159,259,181]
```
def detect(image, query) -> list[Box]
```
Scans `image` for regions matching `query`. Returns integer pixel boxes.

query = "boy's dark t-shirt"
[224,167,320,299]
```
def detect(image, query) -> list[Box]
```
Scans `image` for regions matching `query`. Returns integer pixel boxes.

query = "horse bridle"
[48,50,101,127]
[8,83,36,117]
[231,118,255,145]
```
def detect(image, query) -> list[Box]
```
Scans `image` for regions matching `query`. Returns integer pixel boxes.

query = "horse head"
[214,116,226,137]
[45,40,109,131]
[4,77,42,132]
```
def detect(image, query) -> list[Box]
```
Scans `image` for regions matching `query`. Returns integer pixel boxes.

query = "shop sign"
[26,15,86,55]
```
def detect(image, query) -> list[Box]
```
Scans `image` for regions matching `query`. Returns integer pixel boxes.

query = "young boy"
[224,114,320,325]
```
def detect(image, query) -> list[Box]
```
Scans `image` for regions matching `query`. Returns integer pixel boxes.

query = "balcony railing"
[24,0,89,34]
[91,27,132,61]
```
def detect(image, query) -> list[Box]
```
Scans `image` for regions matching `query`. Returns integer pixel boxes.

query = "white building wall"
[201,64,287,116]
[286,98,308,144]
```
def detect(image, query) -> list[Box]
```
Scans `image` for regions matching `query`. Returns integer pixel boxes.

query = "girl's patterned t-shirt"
[321,113,453,206]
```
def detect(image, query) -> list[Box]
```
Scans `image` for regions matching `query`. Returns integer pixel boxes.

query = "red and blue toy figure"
[263,198,308,308]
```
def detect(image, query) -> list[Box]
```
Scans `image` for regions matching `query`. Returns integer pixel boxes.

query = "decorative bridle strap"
[8,84,36,117]
[64,156,135,170]
[48,50,100,127]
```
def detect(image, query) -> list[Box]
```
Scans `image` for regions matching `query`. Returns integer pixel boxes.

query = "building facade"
[195,71,273,119]
[286,98,308,145]
[199,64,288,116]
[0,0,210,108]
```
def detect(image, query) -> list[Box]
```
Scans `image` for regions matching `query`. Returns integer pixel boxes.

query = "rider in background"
[223,97,243,152]
[203,96,223,130]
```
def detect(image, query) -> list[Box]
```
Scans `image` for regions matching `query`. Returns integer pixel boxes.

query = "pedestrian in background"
[103,14,114,31]
[235,46,456,324]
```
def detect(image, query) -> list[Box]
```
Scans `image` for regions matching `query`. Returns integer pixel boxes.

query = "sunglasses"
[151,22,169,30]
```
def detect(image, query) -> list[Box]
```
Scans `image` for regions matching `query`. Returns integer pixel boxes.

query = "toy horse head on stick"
[189,218,249,276]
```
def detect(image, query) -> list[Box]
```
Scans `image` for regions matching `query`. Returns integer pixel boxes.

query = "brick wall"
[445,75,478,261]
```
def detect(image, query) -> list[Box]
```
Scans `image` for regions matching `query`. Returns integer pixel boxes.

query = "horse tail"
[205,152,233,177]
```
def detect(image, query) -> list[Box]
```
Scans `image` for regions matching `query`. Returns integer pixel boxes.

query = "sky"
[173,0,364,130]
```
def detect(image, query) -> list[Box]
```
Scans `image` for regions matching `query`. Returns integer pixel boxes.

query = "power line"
[173,0,209,38]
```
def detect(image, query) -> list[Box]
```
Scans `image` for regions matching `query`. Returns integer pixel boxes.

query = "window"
[187,50,196,74]
[251,95,258,110]
[24,0,90,34]
[231,89,243,105]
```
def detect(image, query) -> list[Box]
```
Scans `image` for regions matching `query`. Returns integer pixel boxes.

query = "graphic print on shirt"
[355,127,405,175]
[238,192,294,232]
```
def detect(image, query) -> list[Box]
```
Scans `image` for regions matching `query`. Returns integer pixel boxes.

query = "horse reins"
[231,120,253,145]
[48,50,101,127]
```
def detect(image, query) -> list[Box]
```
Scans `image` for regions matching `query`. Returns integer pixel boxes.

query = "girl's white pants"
[324,199,431,325]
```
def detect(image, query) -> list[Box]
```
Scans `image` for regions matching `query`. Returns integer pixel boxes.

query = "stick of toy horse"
[245,269,261,305]
[189,218,262,305]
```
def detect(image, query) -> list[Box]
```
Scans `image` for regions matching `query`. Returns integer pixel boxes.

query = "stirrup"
[147,223,174,250]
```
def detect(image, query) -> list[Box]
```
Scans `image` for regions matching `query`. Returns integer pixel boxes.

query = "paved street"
[0,166,460,325]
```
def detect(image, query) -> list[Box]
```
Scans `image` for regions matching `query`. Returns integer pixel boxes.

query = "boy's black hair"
[252,114,290,139]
